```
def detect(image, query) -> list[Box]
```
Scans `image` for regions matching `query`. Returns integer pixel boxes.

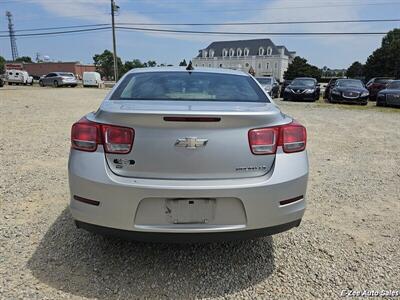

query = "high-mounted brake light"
[248,121,306,155]
[71,118,134,154]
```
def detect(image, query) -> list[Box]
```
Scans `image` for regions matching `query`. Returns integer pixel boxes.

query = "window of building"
[229,48,235,57]
[244,48,249,56]
[202,50,208,58]
[236,48,242,57]
[222,48,228,57]
[258,63,261,69]
[258,47,264,56]
[202,64,205,67]
[195,64,198,67]
[266,62,269,70]
[267,47,272,56]
[209,49,214,58]
[275,62,278,69]
[219,63,223,67]
[245,63,249,67]
[208,63,211,67]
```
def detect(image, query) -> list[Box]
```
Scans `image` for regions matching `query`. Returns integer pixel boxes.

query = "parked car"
[0,76,4,87]
[39,72,77,87]
[376,80,400,107]
[323,77,341,99]
[83,71,103,88]
[283,77,320,101]
[255,77,279,98]
[6,69,33,85]
[280,80,292,98]
[69,67,308,242]
[366,77,394,101]
[328,79,369,105]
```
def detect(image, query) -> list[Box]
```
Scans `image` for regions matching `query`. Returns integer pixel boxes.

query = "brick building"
[5,62,96,78]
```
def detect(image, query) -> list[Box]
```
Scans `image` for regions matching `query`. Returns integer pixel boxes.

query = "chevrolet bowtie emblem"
[175,137,208,149]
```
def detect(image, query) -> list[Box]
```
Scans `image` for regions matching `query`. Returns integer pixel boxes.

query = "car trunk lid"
[90,100,290,180]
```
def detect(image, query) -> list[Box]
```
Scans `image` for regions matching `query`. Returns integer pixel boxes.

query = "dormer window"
[222,48,228,57]
[209,49,214,58]
[267,47,272,56]
[236,48,242,57]
[229,48,235,57]
[244,48,249,56]
[202,50,208,58]
[258,47,265,56]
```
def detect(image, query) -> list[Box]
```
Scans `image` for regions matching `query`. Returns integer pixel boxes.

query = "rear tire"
[39,80,44,87]
[376,101,385,107]
[53,80,59,88]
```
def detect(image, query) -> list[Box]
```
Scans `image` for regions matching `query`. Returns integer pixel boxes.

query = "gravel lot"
[1,85,399,299]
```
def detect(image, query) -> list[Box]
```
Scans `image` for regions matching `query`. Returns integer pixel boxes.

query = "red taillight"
[248,121,306,155]
[248,128,279,155]
[71,118,134,154]
[102,125,134,154]
[71,119,100,152]
[280,122,306,153]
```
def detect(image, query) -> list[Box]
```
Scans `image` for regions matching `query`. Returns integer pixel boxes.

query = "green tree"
[15,56,33,63]
[346,61,364,78]
[179,59,187,66]
[364,28,400,80]
[0,56,5,74]
[284,56,321,81]
[145,60,157,67]
[93,50,123,80]
[124,59,144,71]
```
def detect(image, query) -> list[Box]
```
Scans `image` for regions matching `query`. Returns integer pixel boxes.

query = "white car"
[69,67,309,242]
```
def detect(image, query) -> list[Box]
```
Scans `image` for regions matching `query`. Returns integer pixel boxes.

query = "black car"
[283,77,320,101]
[323,77,341,99]
[0,77,4,88]
[376,80,400,107]
[328,79,369,105]
[279,79,292,98]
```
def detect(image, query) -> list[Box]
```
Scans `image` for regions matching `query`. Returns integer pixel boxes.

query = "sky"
[0,0,399,69]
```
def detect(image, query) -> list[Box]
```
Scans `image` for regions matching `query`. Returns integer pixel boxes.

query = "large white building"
[192,38,296,81]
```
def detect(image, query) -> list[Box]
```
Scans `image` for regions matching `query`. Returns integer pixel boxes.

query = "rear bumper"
[75,219,302,243]
[68,147,308,239]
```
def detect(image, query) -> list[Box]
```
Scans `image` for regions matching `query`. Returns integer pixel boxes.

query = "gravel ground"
[1,85,399,299]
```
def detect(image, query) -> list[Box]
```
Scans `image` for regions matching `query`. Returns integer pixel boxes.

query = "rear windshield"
[336,79,364,88]
[110,72,269,102]
[59,73,74,77]
[291,79,315,87]
[376,78,393,84]
[387,81,400,89]
[256,77,272,85]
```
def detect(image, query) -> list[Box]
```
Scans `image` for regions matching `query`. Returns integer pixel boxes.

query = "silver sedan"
[68,67,308,242]
[39,72,77,87]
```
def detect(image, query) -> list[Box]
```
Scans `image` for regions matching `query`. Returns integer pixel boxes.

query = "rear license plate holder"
[165,198,216,224]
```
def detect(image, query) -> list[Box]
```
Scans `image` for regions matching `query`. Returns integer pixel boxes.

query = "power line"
[120,1,400,14]
[0,26,111,38]
[0,23,109,33]
[1,18,398,34]
[116,26,390,36]
[117,19,400,26]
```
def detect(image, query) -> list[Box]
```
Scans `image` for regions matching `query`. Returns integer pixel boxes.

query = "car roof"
[126,67,249,77]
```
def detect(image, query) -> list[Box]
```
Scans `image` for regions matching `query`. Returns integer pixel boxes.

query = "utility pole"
[111,0,119,81]
[6,11,19,61]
